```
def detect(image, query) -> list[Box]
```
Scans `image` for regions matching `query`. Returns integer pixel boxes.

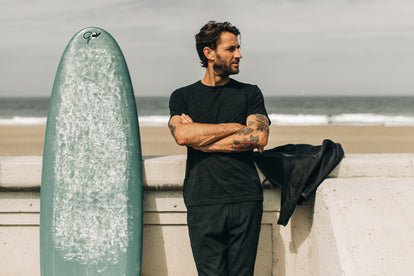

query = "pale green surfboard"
[40,27,143,275]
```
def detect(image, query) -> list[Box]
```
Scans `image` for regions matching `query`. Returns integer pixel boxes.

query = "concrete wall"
[1,154,413,275]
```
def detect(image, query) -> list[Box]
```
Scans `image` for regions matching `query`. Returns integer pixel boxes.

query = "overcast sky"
[1,0,413,97]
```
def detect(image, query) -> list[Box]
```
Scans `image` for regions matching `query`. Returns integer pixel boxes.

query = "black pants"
[187,201,263,276]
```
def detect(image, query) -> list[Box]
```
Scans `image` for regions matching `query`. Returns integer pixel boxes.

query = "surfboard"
[40,27,143,275]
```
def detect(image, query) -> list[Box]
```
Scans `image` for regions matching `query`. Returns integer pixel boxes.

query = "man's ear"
[203,47,215,62]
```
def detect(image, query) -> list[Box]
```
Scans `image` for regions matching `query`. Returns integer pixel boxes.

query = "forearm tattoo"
[253,114,269,133]
[235,127,254,135]
[168,123,176,136]
[231,114,269,151]
[232,134,260,151]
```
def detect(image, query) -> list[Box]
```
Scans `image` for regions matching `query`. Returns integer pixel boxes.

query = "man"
[168,21,270,276]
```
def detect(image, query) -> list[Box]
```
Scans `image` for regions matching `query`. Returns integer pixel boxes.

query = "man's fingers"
[181,114,194,124]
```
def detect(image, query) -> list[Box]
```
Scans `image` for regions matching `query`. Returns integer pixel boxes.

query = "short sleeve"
[247,86,271,125]
[169,89,187,118]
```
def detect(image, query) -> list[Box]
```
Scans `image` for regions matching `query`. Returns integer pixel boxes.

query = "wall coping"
[1,154,414,189]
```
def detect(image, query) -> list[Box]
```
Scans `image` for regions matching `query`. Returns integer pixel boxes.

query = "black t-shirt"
[169,79,270,207]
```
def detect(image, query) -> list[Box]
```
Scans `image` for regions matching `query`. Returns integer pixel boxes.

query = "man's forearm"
[179,123,244,147]
[192,128,264,153]
[192,114,269,153]
[169,115,244,147]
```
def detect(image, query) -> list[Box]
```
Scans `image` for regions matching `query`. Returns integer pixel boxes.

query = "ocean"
[1,96,414,126]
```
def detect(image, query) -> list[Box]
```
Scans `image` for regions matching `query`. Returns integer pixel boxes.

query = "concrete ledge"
[0,156,42,189]
[335,154,414,178]
[312,177,414,276]
[1,154,414,189]
[142,155,186,189]
[1,154,414,275]
[0,155,188,190]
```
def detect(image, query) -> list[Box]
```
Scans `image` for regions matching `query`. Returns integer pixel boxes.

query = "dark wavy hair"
[195,21,240,67]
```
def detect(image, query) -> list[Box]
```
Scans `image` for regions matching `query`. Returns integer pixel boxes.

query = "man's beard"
[213,55,239,78]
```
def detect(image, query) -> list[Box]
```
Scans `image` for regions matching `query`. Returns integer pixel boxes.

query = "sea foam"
[269,113,414,126]
[0,116,47,125]
[1,114,414,126]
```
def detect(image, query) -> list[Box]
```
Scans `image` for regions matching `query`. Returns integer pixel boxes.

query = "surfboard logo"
[83,31,101,44]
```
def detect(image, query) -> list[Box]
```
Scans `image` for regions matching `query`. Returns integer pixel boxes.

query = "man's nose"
[235,48,242,59]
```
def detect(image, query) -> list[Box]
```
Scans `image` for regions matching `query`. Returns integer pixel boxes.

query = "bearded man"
[168,21,270,276]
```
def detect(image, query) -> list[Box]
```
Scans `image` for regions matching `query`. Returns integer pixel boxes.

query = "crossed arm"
[168,113,269,153]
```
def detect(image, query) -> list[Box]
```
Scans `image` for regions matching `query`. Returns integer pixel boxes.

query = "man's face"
[213,32,242,77]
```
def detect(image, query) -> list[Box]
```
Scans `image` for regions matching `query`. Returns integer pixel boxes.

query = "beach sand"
[1,125,414,156]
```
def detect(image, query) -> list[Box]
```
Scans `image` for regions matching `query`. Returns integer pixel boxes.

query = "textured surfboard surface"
[40,27,143,275]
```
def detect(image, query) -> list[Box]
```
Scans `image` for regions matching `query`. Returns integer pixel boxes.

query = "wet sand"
[1,125,414,156]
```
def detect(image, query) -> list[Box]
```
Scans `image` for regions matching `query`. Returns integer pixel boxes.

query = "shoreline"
[1,125,414,156]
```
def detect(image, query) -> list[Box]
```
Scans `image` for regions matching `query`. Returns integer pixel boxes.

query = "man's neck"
[201,69,230,87]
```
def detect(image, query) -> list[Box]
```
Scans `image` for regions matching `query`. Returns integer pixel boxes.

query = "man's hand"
[180,114,194,124]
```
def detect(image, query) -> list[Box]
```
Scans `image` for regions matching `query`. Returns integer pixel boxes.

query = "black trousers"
[187,201,263,276]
